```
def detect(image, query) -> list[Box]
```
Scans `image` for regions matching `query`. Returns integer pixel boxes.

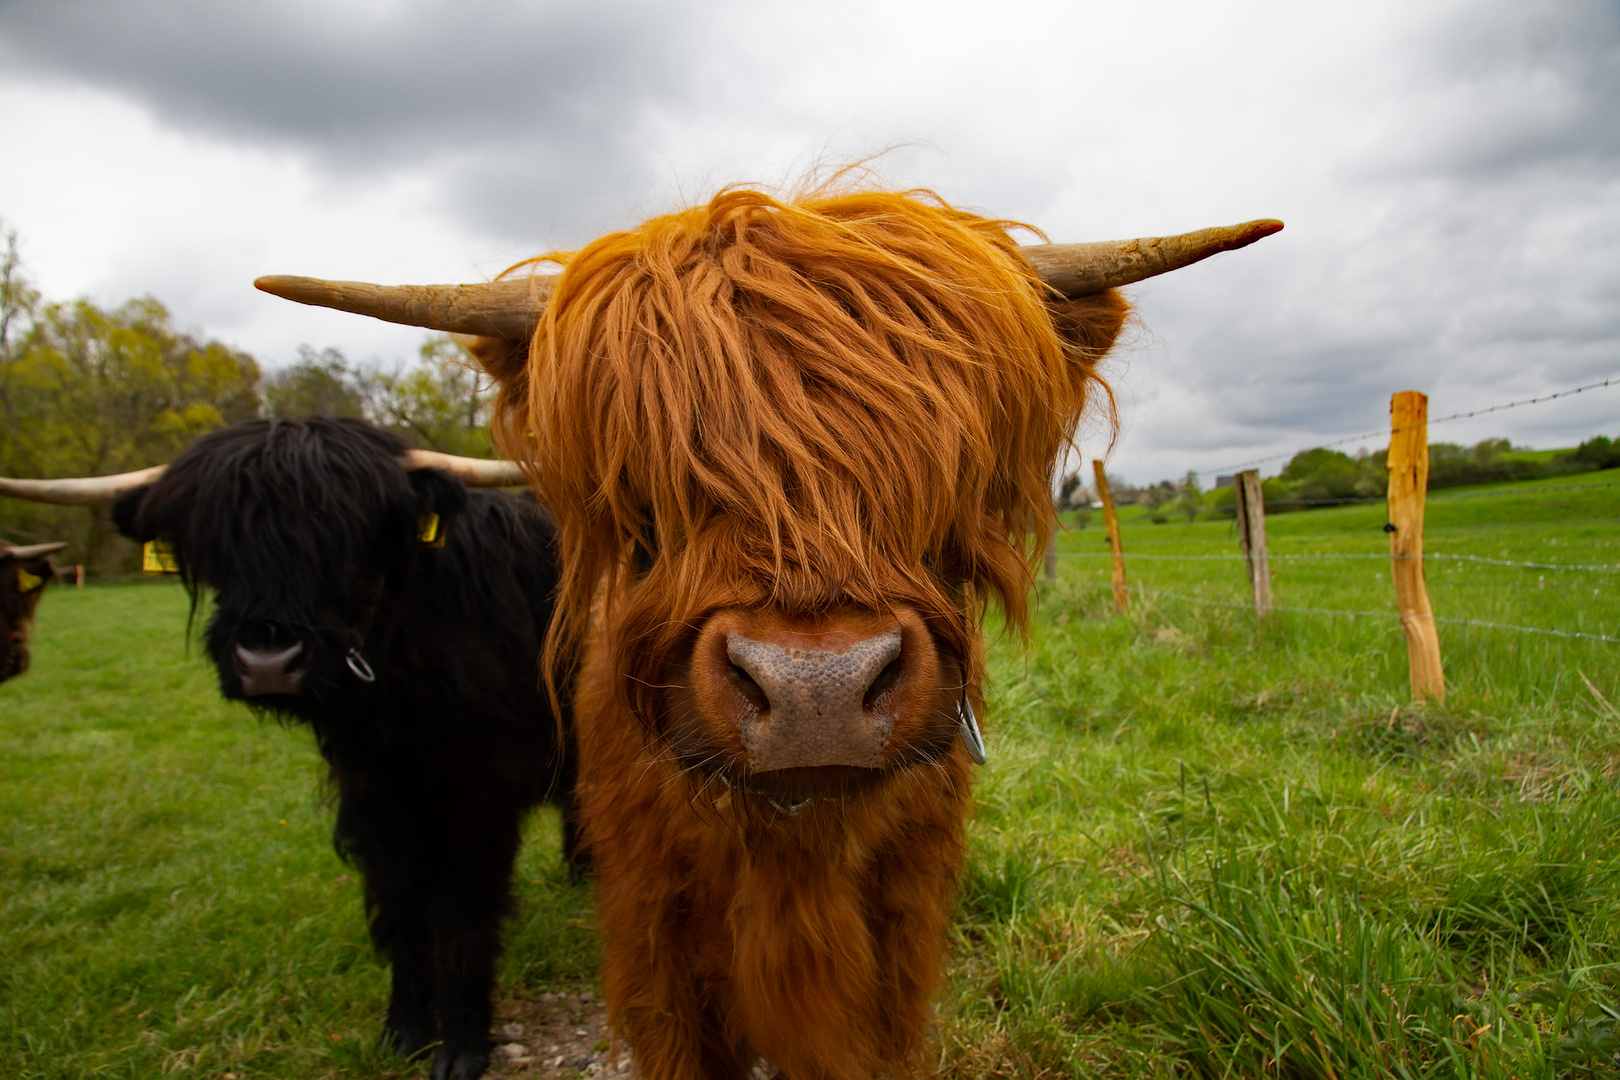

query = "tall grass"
[940,471,1620,1077]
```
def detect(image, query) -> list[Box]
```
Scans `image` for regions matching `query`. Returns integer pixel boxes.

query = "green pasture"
[2,470,1617,1078]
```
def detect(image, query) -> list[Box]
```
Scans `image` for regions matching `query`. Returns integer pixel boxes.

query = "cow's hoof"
[382,1022,434,1061]
[431,1043,490,1080]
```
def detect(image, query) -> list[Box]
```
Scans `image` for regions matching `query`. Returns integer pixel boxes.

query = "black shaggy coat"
[112,418,575,1080]
[0,546,59,683]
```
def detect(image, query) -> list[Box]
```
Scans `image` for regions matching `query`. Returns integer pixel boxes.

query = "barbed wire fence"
[1060,379,1620,701]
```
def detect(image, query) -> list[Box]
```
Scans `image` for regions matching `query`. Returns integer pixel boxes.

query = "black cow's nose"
[233,642,308,696]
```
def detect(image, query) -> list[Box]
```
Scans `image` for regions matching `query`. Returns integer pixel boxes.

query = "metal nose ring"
[958,693,986,765]
[345,647,376,683]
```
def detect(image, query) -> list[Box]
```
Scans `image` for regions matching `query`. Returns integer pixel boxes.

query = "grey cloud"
[0,0,739,240]
[1374,0,1620,178]
[0,1,679,156]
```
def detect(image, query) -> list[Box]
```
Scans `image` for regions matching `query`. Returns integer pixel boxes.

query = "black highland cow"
[109,418,575,1080]
[1,540,67,683]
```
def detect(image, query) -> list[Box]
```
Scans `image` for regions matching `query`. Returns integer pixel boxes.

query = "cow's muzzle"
[233,642,308,697]
[725,627,901,771]
[685,605,961,795]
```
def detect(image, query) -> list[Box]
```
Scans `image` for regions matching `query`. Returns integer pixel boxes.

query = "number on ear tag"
[143,540,180,574]
[417,512,445,547]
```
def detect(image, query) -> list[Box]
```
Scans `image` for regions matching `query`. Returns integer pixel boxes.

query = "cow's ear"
[111,484,156,540]
[1046,289,1130,362]
[408,467,469,524]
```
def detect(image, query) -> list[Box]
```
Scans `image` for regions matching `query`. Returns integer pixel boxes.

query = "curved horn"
[402,450,527,487]
[0,465,167,506]
[1020,219,1284,297]
[1,541,70,559]
[255,275,556,340]
[254,219,1283,339]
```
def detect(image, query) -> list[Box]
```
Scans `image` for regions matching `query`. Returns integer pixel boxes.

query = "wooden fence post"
[1092,460,1128,614]
[1233,469,1272,616]
[1044,527,1058,582]
[1387,391,1445,705]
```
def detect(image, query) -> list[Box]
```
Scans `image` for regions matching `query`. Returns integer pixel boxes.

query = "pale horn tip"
[1,541,70,560]
[254,275,318,301]
[254,275,547,340]
[1226,219,1285,248]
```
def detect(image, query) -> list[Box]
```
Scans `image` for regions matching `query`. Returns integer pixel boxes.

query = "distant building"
[1215,475,1235,489]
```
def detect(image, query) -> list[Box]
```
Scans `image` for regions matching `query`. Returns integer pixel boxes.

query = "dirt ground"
[485,990,630,1079]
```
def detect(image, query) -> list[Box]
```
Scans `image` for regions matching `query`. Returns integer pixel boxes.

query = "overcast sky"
[1,0,1615,484]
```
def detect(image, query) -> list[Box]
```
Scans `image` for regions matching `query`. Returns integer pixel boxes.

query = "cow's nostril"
[726,662,769,712]
[863,653,904,711]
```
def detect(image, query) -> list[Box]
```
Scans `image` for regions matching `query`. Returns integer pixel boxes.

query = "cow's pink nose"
[724,627,902,770]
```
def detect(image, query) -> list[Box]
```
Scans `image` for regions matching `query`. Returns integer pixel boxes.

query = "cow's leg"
[426,805,524,1080]
[614,998,753,1080]
[334,777,437,1058]
[428,923,499,1080]
[600,886,752,1080]
[379,906,436,1059]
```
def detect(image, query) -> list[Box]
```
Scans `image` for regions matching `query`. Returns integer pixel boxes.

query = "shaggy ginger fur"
[476,187,1127,1079]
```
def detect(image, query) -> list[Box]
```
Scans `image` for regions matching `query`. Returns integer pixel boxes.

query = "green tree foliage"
[363,336,496,458]
[1,227,495,576]
[262,336,496,458]
[1141,481,1175,524]
[0,230,260,569]
[1174,469,1203,523]
[261,346,366,419]
[1278,447,1382,501]
[1556,434,1620,471]
[1428,438,1557,488]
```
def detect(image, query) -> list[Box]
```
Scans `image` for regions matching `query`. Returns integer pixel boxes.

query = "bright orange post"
[1387,391,1445,704]
[1092,460,1128,614]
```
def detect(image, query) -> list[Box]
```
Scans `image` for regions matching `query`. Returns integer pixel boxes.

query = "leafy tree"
[1141,481,1175,524]
[1279,447,1374,502]
[1556,435,1620,472]
[261,345,367,420]
[0,222,38,367]
[0,266,259,568]
[361,336,496,457]
[1175,469,1204,523]
[263,336,496,457]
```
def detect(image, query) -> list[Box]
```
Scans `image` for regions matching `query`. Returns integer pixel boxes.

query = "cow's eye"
[631,522,659,578]
[632,542,655,578]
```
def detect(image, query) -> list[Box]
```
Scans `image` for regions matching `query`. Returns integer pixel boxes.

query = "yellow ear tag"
[417,512,445,548]
[142,540,180,575]
[16,567,45,593]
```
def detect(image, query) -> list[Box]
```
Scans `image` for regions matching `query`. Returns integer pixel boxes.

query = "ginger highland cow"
[256,185,1280,1079]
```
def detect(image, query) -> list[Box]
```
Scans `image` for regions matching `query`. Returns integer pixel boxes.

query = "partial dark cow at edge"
[4,417,576,1080]
[1,539,68,682]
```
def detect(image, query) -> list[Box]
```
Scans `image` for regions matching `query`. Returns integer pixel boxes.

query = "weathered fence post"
[1092,460,1128,614]
[1044,526,1058,582]
[1233,469,1272,616]
[1387,390,1445,704]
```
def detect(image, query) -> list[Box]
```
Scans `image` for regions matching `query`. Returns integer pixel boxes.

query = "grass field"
[3,470,1618,1078]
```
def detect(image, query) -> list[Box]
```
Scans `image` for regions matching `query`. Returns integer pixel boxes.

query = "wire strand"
[1055,551,1620,571]
[1072,582,1620,643]
[1205,376,1620,475]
